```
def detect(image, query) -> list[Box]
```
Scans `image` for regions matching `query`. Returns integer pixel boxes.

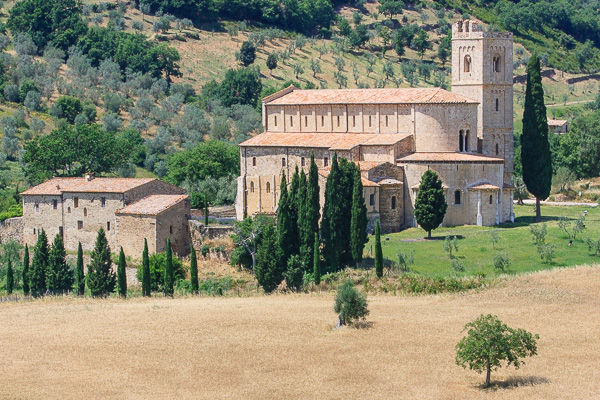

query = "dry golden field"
[1,266,600,399]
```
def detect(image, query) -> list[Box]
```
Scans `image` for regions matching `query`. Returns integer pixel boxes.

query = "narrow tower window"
[459,130,464,152]
[493,55,501,73]
[465,130,470,152]
[496,143,499,155]
[489,195,493,204]
[464,55,471,73]
[391,196,396,210]
[495,98,499,112]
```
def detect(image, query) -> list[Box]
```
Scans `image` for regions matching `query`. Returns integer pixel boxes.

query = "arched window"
[495,143,499,155]
[252,157,257,166]
[304,116,308,126]
[459,130,464,152]
[250,181,255,193]
[301,157,305,167]
[465,130,470,152]
[454,190,461,205]
[337,115,340,127]
[321,115,325,126]
[266,182,271,194]
[495,98,499,112]
[489,194,493,204]
[368,115,372,127]
[274,116,277,127]
[464,55,471,73]
[290,116,293,127]
[391,196,396,210]
[84,208,87,217]
[281,157,286,167]
[493,55,501,73]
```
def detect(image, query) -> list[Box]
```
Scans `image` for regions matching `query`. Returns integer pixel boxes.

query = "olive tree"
[334,279,369,327]
[456,314,539,387]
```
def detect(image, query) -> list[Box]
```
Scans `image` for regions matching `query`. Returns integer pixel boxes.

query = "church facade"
[236,20,515,233]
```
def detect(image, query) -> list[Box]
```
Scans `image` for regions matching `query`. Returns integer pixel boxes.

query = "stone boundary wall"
[0,217,23,244]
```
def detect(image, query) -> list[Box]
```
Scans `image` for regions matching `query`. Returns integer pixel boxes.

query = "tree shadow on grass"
[353,321,374,330]
[499,215,562,229]
[479,375,550,391]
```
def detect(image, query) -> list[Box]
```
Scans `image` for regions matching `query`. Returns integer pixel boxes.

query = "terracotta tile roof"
[116,195,188,216]
[21,177,157,196]
[376,178,403,185]
[397,152,504,163]
[547,118,568,126]
[356,161,388,171]
[240,132,410,150]
[467,182,500,190]
[318,167,379,187]
[266,87,478,105]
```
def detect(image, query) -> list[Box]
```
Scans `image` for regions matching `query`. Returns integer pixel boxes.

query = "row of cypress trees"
[254,152,368,292]
[18,228,125,298]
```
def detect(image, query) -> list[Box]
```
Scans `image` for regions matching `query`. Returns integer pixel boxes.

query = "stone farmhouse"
[236,20,516,232]
[21,176,191,257]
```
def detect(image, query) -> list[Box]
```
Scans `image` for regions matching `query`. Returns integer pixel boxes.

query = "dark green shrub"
[334,279,369,326]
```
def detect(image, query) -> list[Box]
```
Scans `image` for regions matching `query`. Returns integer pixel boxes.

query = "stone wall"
[22,194,64,248]
[0,217,23,243]
[413,103,479,152]
[155,198,191,256]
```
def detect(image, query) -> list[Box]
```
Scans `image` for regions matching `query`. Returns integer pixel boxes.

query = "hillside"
[0,0,599,214]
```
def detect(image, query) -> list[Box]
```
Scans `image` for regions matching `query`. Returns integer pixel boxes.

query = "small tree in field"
[334,279,369,327]
[414,170,447,239]
[456,314,539,387]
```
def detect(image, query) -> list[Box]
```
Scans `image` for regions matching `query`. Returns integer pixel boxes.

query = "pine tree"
[22,245,29,296]
[190,245,198,294]
[48,233,73,294]
[375,220,383,278]
[313,232,321,285]
[75,242,85,296]
[350,165,368,266]
[29,229,49,297]
[164,237,174,296]
[86,228,116,298]
[117,247,127,298]
[321,153,342,270]
[521,54,552,223]
[414,170,448,239]
[142,239,151,297]
[255,222,283,293]
[299,152,320,268]
[6,259,14,294]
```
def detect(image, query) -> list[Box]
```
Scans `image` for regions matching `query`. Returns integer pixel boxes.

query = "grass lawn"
[367,204,599,278]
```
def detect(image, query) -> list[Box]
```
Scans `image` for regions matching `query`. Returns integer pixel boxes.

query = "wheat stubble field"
[1,266,600,399]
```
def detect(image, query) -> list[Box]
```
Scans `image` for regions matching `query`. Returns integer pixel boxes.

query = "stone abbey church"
[236,20,516,233]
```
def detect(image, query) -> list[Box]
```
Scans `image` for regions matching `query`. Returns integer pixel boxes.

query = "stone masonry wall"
[0,217,23,244]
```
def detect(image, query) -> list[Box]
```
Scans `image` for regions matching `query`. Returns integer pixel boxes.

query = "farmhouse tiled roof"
[240,132,410,150]
[397,152,504,164]
[21,178,157,196]
[265,87,478,105]
[547,118,568,127]
[116,195,188,216]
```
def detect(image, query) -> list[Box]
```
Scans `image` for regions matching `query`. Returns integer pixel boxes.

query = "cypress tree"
[190,245,198,294]
[299,152,320,268]
[48,233,73,294]
[277,170,298,269]
[321,153,342,270]
[86,228,116,298]
[350,165,368,266]
[374,220,383,278]
[29,229,49,297]
[75,243,85,296]
[296,169,308,267]
[521,54,552,223]
[164,237,174,296]
[142,238,151,297]
[337,158,356,265]
[204,194,209,226]
[313,232,321,285]
[414,170,447,239]
[6,259,14,294]
[255,222,283,293]
[22,244,29,296]
[117,247,127,298]
[287,167,301,255]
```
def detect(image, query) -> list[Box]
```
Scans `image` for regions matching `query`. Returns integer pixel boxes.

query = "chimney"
[85,172,95,181]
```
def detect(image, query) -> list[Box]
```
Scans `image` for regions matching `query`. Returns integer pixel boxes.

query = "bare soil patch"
[1,266,599,399]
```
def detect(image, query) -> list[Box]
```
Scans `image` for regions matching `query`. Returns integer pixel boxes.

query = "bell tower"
[451,20,514,184]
